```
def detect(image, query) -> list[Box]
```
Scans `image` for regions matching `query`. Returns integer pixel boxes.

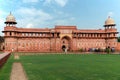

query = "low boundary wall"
[0,52,11,68]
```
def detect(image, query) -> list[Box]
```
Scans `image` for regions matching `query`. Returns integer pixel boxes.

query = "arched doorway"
[62,45,66,52]
[61,36,71,51]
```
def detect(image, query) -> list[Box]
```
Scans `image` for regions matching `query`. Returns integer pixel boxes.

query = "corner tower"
[104,16,118,49]
[3,12,18,52]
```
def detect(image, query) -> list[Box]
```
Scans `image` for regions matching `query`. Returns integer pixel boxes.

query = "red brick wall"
[116,42,120,51]
[3,26,118,52]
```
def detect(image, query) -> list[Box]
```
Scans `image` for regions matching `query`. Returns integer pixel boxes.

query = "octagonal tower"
[3,12,18,52]
[104,16,118,48]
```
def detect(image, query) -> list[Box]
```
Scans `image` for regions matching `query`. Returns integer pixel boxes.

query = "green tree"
[117,37,120,42]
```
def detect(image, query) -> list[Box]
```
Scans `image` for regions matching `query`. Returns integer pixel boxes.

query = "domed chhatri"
[5,12,17,24]
[104,16,116,27]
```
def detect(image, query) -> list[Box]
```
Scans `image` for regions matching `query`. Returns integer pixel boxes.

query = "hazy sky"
[0,0,120,35]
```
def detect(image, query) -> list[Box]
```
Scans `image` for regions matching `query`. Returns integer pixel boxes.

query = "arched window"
[19,43,20,46]
[36,33,38,36]
[26,43,28,46]
[22,33,24,36]
[39,33,41,36]
[26,33,28,36]
[29,33,31,36]
[6,43,7,46]
[22,43,25,47]
[10,32,12,36]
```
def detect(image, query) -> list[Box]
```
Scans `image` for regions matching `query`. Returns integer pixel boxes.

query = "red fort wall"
[3,13,119,52]
[3,25,119,52]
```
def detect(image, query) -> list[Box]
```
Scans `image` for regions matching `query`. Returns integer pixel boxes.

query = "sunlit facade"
[3,13,118,52]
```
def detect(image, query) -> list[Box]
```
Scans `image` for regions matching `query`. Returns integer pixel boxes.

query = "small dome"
[104,16,115,26]
[6,12,16,23]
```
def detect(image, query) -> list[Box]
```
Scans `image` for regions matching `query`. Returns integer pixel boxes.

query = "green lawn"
[0,52,3,54]
[1,54,120,80]
[19,54,120,80]
[0,56,14,80]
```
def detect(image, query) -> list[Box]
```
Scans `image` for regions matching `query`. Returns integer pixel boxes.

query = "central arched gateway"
[61,36,71,51]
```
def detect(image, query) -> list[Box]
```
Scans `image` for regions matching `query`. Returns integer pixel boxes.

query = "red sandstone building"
[2,13,118,52]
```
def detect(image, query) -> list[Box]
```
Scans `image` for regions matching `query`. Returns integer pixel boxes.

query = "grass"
[0,56,14,80]
[18,54,120,80]
[0,52,3,54]
[1,53,120,80]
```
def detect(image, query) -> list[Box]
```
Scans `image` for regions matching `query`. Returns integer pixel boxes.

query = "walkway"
[10,62,28,80]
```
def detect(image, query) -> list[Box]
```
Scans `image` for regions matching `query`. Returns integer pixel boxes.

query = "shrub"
[79,48,83,52]
[105,47,111,54]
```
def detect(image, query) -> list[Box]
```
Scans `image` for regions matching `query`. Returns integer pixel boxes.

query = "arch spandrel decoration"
[60,34,72,39]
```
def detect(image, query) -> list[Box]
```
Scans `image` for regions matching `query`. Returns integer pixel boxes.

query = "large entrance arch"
[61,36,71,51]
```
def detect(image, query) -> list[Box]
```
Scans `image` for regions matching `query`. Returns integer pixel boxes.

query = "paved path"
[10,62,28,80]
[14,54,19,59]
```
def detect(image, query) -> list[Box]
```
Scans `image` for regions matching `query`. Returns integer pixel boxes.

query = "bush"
[79,48,83,52]
[105,48,111,54]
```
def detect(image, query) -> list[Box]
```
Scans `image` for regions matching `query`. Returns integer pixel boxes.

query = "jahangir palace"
[2,13,119,52]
